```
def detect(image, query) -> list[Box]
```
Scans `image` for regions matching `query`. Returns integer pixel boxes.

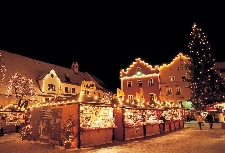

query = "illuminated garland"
[0,52,6,85]
[20,110,32,140]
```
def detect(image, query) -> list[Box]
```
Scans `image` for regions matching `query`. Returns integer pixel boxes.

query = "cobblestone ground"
[0,121,225,153]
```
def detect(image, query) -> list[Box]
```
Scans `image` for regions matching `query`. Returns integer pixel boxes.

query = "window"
[72,88,75,93]
[127,81,132,87]
[137,80,142,87]
[45,98,49,102]
[51,74,54,78]
[148,78,153,86]
[178,100,183,108]
[65,87,69,93]
[181,75,187,82]
[98,92,101,97]
[176,87,181,94]
[169,76,175,82]
[128,95,133,101]
[48,84,55,91]
[136,67,142,75]
[149,93,155,101]
[167,88,172,95]
[220,69,225,73]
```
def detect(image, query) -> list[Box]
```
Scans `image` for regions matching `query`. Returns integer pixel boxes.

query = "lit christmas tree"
[0,52,6,85]
[6,72,37,108]
[187,22,225,110]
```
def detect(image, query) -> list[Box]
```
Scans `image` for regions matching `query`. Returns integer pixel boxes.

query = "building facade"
[0,50,110,109]
[119,53,193,108]
[120,58,160,106]
[159,53,191,107]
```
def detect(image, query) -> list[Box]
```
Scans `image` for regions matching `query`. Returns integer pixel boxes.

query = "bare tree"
[6,72,37,108]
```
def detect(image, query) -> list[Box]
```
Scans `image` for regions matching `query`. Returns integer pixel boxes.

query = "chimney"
[71,61,79,74]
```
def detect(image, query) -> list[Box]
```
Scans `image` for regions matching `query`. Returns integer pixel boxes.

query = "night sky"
[0,2,225,92]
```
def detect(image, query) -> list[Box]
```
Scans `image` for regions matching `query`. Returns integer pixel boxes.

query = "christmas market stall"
[113,98,163,141]
[21,100,79,149]
[0,104,25,133]
[78,92,116,147]
[160,106,184,132]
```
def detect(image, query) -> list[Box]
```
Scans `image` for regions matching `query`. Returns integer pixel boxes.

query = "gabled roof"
[0,50,109,95]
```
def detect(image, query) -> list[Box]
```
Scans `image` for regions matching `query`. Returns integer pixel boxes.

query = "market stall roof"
[206,106,217,111]
[111,98,160,110]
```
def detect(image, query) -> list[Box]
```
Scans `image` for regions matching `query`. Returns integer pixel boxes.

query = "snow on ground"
[0,121,225,153]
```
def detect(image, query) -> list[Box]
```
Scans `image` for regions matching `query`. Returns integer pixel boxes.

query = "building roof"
[214,62,225,79]
[0,50,109,95]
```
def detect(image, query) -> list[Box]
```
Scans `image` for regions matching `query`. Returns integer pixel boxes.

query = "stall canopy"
[206,106,217,111]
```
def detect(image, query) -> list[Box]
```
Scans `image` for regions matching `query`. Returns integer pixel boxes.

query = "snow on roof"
[0,50,109,94]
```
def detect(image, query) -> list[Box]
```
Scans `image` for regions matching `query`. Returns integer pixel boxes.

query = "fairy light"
[0,52,6,85]
[5,72,37,110]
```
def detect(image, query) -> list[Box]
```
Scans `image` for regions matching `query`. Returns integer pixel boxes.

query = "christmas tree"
[187,23,225,110]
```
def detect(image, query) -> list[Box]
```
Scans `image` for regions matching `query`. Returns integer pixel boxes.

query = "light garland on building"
[0,52,6,85]
[120,58,159,77]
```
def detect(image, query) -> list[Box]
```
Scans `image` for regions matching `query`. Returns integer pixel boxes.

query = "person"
[0,116,5,136]
[0,116,2,137]
[186,114,190,122]
[159,114,167,131]
[196,113,204,130]
[206,112,213,129]
[16,118,21,133]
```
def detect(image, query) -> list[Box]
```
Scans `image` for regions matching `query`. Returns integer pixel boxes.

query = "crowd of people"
[195,112,214,130]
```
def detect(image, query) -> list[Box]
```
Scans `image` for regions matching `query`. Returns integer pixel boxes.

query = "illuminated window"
[136,67,142,75]
[169,76,175,82]
[176,87,181,94]
[149,93,155,101]
[167,88,172,94]
[72,88,75,93]
[181,75,187,82]
[148,78,153,86]
[137,80,142,87]
[128,95,133,101]
[127,81,132,87]
[48,84,55,91]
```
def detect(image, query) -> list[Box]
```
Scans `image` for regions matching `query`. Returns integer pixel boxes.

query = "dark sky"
[0,2,225,92]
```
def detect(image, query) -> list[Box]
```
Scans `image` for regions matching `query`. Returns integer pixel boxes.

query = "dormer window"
[148,78,153,86]
[136,67,142,75]
[65,74,70,82]
[169,76,175,82]
[48,84,55,91]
